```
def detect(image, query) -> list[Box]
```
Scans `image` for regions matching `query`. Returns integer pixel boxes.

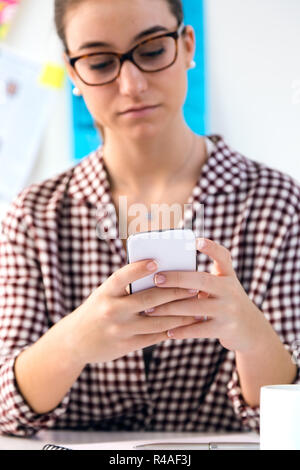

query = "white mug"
[260,385,300,450]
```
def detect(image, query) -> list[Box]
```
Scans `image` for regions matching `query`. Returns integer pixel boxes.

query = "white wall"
[204,0,300,181]
[1,0,300,223]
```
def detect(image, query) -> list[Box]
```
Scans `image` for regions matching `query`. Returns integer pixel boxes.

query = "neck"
[102,116,202,195]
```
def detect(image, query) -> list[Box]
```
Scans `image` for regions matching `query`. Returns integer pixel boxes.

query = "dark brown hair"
[54,0,184,142]
[54,0,184,53]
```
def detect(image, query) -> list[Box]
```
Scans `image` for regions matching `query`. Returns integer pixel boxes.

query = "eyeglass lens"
[75,36,176,85]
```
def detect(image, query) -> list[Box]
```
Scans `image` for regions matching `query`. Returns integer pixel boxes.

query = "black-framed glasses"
[67,22,186,86]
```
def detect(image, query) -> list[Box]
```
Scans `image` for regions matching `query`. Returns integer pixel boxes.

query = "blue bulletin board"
[70,0,206,161]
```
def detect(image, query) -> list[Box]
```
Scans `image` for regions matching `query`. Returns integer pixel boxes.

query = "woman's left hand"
[146,238,266,352]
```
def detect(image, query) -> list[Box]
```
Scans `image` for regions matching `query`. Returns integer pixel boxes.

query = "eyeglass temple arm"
[178,22,186,36]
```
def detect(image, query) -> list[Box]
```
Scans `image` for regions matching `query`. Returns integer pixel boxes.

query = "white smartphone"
[126,229,197,294]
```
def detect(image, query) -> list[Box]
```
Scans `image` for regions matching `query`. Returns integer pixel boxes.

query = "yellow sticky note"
[0,23,10,40]
[38,63,65,89]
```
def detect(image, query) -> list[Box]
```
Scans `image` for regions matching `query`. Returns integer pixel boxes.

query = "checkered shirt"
[1,135,300,437]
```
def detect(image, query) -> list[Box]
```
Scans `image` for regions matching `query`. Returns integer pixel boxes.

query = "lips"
[120,105,158,114]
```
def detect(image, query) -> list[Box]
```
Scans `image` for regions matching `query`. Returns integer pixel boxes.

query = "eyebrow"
[77,25,170,51]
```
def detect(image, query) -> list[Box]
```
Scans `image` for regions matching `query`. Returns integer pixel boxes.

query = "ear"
[182,25,196,67]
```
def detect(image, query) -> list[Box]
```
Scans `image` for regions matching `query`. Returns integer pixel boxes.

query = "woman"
[0,0,299,437]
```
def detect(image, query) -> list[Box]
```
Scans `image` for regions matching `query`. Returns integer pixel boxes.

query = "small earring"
[72,87,81,96]
[189,60,196,69]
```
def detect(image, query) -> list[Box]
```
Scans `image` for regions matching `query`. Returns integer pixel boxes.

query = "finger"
[118,285,198,316]
[132,331,169,349]
[154,270,222,296]
[104,258,159,297]
[144,297,220,317]
[167,318,217,340]
[196,238,235,276]
[131,314,199,335]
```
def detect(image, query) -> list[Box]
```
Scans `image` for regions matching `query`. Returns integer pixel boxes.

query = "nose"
[117,60,148,96]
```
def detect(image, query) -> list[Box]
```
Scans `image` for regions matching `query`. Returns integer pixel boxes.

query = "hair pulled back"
[54,0,184,53]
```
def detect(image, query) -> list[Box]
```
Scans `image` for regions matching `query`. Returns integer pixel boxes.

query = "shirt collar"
[200,134,248,195]
[68,134,248,207]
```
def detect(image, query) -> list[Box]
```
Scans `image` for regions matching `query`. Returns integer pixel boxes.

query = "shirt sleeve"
[0,199,70,437]
[227,211,300,432]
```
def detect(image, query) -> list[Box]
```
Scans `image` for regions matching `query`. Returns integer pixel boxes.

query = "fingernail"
[155,274,166,285]
[144,308,155,313]
[167,330,174,338]
[188,289,198,294]
[147,261,158,271]
[195,315,208,321]
[197,238,207,250]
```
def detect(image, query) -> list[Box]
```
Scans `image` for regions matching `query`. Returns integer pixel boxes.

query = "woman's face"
[64,0,195,141]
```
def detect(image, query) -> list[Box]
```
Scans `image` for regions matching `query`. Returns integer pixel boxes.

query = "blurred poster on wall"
[69,0,206,161]
[0,0,21,39]
[69,79,102,161]
[182,0,206,136]
[0,46,63,203]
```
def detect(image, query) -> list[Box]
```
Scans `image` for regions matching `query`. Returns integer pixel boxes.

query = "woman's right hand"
[69,259,198,365]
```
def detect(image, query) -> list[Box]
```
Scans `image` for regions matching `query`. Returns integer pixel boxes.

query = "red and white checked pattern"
[0,135,300,437]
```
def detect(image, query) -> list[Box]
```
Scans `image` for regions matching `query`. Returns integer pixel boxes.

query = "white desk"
[0,430,260,450]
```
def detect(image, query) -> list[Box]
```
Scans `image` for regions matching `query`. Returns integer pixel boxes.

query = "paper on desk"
[64,432,260,450]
